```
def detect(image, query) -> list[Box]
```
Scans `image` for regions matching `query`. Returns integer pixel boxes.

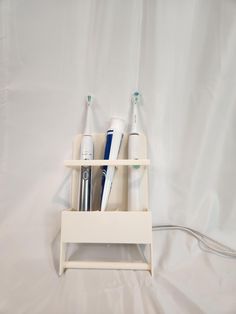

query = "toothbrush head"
[132,91,141,105]
[86,94,94,106]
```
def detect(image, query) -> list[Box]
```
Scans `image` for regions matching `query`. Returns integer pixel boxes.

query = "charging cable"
[152,225,236,259]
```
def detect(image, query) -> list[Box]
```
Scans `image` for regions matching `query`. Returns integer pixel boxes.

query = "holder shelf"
[59,133,153,276]
[64,261,150,271]
[64,159,150,167]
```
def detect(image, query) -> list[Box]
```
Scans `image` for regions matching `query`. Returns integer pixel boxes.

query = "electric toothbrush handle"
[128,134,143,211]
[79,166,92,211]
[79,135,94,211]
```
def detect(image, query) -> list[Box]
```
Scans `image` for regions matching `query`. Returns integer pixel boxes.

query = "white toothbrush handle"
[128,134,143,211]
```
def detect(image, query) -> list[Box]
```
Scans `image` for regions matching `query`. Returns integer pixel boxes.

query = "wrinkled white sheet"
[0,0,236,313]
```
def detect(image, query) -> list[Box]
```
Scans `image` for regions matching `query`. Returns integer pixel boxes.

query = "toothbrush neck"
[84,106,91,135]
[131,103,139,133]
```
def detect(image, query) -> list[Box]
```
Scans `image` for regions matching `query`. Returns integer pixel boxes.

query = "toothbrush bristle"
[87,95,93,106]
[132,91,140,104]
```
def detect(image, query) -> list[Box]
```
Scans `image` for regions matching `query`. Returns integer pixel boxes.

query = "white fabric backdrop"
[1,0,236,313]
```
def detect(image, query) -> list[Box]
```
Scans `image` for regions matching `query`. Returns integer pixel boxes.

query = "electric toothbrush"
[128,91,143,211]
[101,118,125,211]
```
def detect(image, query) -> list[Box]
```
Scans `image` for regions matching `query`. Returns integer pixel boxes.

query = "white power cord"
[152,225,236,259]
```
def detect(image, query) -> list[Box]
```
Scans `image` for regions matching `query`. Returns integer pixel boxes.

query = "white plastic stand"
[59,134,153,275]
